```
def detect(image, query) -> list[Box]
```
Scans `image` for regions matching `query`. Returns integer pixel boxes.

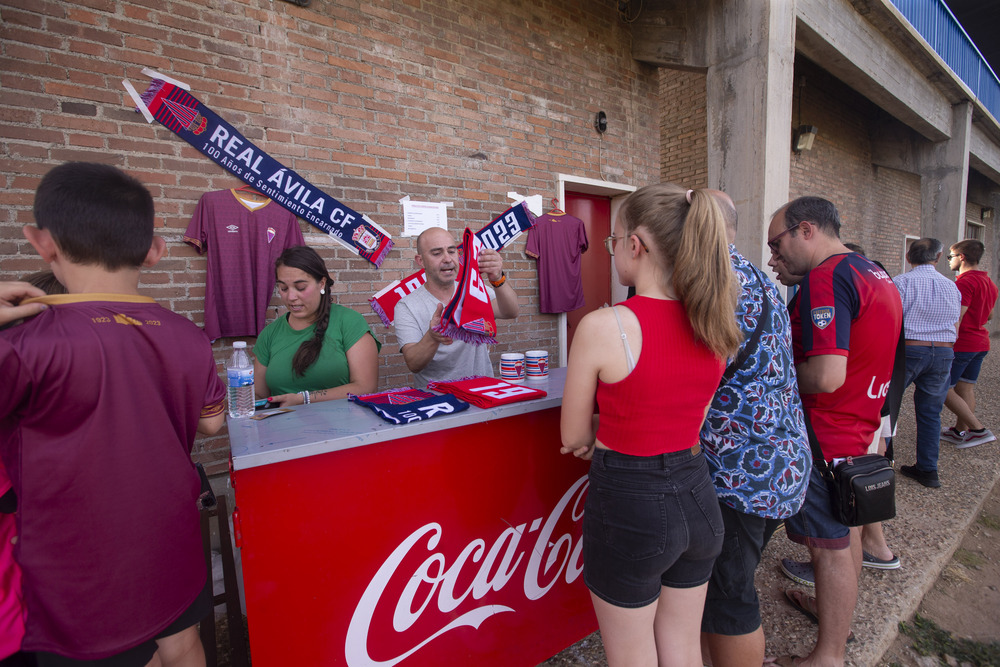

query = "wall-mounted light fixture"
[793,125,819,152]
[983,207,994,221]
[791,76,818,153]
[594,111,608,134]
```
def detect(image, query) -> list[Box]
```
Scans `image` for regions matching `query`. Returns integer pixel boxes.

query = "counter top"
[228,367,567,470]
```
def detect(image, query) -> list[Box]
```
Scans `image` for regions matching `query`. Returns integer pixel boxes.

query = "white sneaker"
[941,427,966,445]
[956,428,997,449]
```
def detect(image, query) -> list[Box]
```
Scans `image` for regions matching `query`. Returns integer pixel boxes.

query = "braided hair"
[275,246,334,377]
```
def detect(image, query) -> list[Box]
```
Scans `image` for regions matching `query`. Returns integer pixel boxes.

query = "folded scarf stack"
[349,387,469,424]
[426,376,548,409]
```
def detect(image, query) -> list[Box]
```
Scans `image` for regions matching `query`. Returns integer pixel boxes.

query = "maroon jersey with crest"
[185,189,304,341]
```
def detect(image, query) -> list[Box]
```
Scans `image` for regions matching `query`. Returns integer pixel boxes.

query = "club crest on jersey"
[266,227,276,244]
[811,307,834,330]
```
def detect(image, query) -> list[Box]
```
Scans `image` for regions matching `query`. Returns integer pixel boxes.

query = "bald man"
[394,227,519,387]
[698,191,810,667]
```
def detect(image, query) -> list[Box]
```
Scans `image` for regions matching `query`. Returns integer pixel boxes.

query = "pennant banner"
[369,202,535,326]
[132,78,393,267]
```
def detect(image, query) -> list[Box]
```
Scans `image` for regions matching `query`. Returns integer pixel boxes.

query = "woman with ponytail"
[560,183,741,666]
[254,246,380,407]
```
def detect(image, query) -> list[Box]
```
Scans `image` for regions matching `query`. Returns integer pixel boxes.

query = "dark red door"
[565,192,611,350]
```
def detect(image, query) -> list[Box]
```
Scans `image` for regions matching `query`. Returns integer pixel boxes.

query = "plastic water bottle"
[227,341,255,419]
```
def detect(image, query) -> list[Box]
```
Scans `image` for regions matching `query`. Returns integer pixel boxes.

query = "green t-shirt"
[254,305,381,395]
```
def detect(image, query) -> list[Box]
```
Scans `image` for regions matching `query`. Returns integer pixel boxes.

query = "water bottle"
[227,341,255,419]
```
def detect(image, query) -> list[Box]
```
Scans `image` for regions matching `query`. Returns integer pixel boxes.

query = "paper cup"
[525,350,548,380]
[500,353,525,381]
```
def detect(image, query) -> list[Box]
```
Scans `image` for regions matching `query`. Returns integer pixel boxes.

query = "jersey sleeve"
[285,215,305,249]
[577,219,589,252]
[796,261,857,358]
[525,224,540,259]
[183,194,210,253]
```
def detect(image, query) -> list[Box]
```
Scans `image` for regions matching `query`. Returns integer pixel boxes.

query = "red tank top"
[595,296,725,456]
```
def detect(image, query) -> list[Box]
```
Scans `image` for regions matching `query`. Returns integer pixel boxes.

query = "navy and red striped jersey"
[790,252,902,459]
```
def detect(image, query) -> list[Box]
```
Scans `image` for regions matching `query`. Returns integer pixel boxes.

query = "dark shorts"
[701,504,783,636]
[583,446,725,608]
[35,578,211,667]
[784,464,851,550]
[950,350,988,386]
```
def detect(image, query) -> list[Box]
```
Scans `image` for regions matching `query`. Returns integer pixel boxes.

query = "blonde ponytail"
[620,183,742,359]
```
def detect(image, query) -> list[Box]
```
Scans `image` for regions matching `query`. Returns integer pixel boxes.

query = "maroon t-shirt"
[525,212,588,313]
[0,294,226,659]
[185,189,305,341]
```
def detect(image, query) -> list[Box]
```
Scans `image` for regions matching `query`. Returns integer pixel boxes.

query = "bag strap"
[720,264,772,385]
[802,410,834,481]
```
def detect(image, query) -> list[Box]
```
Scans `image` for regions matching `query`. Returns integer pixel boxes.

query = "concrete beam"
[630,0,710,69]
[920,102,972,255]
[970,123,1000,186]
[705,0,795,269]
[795,0,951,142]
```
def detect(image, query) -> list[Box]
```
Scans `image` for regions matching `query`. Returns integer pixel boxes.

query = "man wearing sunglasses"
[766,197,902,667]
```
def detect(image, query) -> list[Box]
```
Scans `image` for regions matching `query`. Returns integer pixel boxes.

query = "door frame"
[555,174,636,367]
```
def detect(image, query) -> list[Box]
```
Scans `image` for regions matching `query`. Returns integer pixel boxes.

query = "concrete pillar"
[704,0,796,268]
[919,101,972,273]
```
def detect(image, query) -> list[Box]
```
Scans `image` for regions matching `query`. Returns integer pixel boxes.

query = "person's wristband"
[299,390,311,405]
[490,271,507,288]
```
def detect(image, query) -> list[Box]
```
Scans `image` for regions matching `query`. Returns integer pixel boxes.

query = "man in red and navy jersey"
[767,196,902,667]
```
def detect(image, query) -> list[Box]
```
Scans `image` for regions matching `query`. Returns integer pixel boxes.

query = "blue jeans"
[903,345,954,472]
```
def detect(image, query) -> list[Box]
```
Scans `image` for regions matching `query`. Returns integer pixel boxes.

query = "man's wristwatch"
[490,271,507,288]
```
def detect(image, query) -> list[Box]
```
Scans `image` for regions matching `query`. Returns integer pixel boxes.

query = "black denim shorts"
[583,446,725,608]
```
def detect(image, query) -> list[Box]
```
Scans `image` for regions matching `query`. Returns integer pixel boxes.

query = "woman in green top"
[254,246,381,407]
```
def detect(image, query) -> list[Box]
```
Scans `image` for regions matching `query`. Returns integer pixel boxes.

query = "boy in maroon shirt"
[0,163,226,667]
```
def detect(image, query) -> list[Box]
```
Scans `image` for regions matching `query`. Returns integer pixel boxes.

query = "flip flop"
[773,657,802,667]
[784,588,818,624]
[782,588,856,643]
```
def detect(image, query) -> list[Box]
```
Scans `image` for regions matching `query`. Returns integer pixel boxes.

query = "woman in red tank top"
[561,184,741,667]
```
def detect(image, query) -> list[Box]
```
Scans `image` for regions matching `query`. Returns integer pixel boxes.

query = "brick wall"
[789,57,920,275]
[658,69,708,188]
[0,0,660,471]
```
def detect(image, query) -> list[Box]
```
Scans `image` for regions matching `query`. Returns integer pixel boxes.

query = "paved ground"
[540,343,1000,667]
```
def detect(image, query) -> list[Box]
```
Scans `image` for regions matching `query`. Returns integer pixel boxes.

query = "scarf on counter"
[426,376,547,409]
[368,202,535,326]
[348,387,469,424]
[129,75,393,267]
[434,228,496,345]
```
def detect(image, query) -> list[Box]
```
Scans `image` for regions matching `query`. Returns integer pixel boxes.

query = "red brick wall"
[659,69,708,188]
[0,0,660,470]
[789,58,920,275]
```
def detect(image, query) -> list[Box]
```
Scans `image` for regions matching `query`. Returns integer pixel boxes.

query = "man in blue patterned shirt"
[699,191,811,667]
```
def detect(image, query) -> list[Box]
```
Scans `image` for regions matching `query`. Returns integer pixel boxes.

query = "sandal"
[782,588,856,643]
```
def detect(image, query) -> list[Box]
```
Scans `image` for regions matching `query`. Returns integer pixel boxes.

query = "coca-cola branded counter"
[228,367,597,666]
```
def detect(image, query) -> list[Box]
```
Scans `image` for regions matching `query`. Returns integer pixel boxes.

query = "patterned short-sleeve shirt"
[699,247,811,519]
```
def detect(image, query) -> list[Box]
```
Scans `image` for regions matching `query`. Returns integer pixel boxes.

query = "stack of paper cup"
[500,353,525,381]
[525,350,548,380]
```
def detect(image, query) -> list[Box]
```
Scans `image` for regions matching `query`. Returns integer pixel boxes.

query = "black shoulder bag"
[803,415,895,527]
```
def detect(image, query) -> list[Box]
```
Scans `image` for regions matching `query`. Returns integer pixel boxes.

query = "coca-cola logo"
[345,475,588,666]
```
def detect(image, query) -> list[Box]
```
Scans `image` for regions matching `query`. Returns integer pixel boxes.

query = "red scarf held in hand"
[434,228,497,345]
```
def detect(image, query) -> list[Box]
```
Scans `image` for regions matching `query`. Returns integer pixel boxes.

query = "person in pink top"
[560,184,741,667]
[941,239,1000,449]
